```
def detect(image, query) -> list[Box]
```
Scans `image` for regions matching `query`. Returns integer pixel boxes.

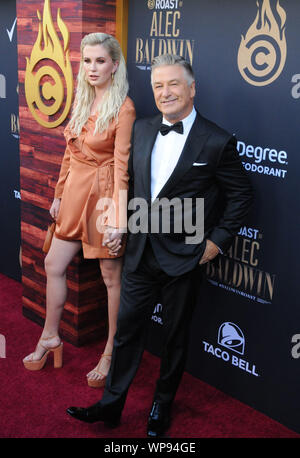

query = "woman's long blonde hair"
[68,33,128,136]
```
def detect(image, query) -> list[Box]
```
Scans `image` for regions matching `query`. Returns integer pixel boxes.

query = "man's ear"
[190,80,196,98]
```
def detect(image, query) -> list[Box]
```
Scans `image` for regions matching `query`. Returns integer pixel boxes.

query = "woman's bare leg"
[23,236,81,362]
[87,257,123,381]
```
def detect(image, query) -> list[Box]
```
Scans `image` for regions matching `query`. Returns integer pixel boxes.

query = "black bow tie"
[159,121,184,136]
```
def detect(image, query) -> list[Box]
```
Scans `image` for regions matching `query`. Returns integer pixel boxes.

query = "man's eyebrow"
[153,79,180,85]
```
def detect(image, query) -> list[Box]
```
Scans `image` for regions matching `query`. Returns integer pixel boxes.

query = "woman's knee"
[100,260,122,289]
[102,268,121,289]
[44,254,66,278]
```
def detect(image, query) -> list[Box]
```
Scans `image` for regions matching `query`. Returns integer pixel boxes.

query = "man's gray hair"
[151,54,195,86]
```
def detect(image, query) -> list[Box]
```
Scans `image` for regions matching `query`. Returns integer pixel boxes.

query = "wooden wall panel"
[17,0,116,346]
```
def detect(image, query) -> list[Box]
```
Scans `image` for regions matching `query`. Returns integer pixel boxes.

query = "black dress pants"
[99,239,201,416]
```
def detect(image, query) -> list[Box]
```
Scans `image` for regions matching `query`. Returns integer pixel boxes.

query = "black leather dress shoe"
[147,401,171,437]
[66,402,121,427]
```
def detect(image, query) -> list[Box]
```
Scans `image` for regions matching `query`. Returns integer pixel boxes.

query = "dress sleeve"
[54,144,71,199]
[110,98,136,229]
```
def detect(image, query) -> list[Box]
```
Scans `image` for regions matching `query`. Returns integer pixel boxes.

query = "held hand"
[199,239,220,265]
[103,226,124,256]
[49,198,61,220]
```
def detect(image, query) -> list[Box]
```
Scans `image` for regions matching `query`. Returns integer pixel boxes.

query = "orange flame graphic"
[25,0,73,128]
[237,0,287,86]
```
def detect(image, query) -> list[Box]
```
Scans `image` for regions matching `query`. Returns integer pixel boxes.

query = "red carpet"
[0,272,299,439]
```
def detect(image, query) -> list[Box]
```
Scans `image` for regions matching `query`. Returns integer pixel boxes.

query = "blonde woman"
[23,33,136,388]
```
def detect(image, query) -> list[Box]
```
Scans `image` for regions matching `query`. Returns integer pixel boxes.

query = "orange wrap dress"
[54,96,136,259]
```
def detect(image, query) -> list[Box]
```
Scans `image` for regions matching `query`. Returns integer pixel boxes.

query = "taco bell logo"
[218,322,245,355]
[202,322,259,377]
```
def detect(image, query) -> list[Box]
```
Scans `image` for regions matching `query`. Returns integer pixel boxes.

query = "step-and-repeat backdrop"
[127,0,300,433]
[0,0,21,281]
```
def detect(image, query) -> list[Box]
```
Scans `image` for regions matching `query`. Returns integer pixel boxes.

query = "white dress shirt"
[151,107,197,201]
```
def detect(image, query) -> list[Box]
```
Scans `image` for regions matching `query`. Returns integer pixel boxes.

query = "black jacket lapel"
[142,114,162,199]
[156,113,209,199]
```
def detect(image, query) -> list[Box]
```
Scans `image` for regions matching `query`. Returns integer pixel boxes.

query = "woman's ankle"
[40,332,60,343]
[103,341,113,355]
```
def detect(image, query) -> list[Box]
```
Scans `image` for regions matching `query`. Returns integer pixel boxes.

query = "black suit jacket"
[123,111,253,276]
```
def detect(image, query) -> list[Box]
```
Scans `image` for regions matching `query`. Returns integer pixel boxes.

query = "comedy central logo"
[147,0,182,9]
[148,0,155,8]
[237,0,287,86]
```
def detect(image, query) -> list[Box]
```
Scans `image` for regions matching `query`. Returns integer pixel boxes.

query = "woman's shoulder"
[120,96,136,114]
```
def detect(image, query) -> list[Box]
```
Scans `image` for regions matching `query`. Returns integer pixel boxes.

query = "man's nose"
[161,85,171,98]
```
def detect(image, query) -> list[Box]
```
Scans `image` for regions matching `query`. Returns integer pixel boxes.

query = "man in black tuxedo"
[67,54,253,436]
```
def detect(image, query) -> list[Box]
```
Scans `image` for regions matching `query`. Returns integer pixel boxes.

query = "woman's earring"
[111,72,115,81]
